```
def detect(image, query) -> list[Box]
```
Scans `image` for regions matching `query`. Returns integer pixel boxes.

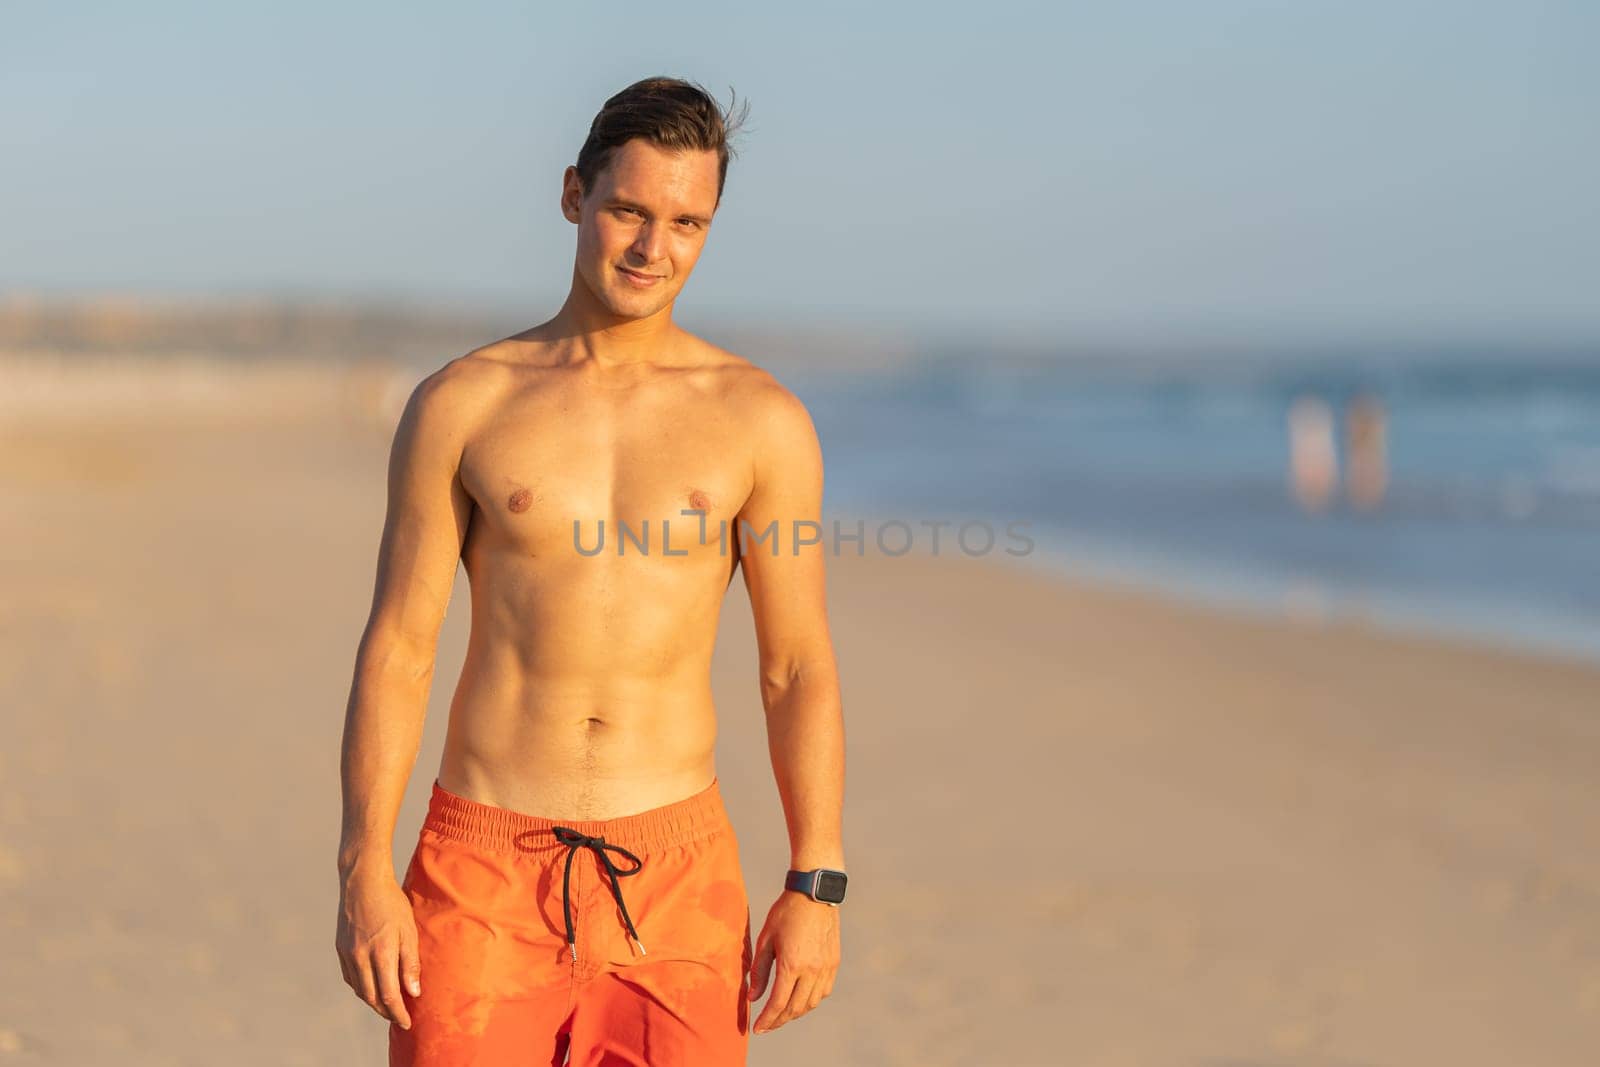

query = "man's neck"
[542,289,679,369]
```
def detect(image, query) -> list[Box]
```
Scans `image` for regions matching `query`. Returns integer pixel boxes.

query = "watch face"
[815,871,847,903]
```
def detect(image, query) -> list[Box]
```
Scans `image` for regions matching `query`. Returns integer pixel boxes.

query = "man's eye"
[677,219,700,230]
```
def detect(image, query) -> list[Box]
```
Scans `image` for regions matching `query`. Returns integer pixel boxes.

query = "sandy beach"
[4,361,1600,1066]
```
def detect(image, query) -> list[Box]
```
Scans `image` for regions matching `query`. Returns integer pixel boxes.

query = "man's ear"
[560,166,584,224]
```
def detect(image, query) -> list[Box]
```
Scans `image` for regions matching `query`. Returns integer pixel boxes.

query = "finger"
[371,944,413,1030]
[399,924,423,998]
[753,963,799,1034]
[817,962,837,1000]
[747,936,776,1001]
[353,953,383,1018]
[777,972,819,1027]
[807,973,830,1012]
[337,947,355,990]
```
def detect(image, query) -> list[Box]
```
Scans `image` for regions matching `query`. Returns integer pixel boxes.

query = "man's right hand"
[336,868,422,1030]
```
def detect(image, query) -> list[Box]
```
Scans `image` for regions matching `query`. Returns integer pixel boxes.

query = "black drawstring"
[532,827,648,963]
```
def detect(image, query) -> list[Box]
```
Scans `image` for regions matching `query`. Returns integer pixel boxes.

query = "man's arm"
[335,361,476,1030]
[736,379,845,1035]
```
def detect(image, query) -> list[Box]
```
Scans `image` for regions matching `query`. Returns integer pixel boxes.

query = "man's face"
[562,139,720,321]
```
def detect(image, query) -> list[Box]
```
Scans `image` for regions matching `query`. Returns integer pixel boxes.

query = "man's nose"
[629,221,668,265]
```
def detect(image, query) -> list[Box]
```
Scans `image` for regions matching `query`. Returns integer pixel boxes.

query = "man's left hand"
[747,889,841,1034]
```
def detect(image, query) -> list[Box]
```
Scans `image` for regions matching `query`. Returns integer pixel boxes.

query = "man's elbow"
[758,660,799,707]
[757,652,837,709]
[357,623,440,688]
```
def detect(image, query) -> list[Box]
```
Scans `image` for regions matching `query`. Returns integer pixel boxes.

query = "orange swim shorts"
[389,776,754,1066]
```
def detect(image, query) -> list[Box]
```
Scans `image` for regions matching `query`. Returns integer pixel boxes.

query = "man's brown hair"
[575,77,748,205]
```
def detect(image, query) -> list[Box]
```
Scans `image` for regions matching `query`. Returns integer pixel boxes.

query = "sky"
[3,1,1597,347]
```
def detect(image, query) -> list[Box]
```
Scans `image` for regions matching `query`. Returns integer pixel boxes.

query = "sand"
[3,361,1599,1066]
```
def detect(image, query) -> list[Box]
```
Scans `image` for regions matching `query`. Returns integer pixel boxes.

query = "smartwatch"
[785,868,847,906]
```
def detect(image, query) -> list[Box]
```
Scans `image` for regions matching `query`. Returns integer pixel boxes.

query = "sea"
[782,347,1600,665]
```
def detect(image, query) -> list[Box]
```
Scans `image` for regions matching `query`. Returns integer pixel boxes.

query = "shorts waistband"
[422,775,730,855]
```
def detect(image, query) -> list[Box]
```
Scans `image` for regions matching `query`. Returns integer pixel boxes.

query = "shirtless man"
[334,78,846,1066]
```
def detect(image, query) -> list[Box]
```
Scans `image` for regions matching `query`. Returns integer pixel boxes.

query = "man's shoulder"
[690,337,813,426]
[392,343,524,451]
[409,341,523,410]
[693,344,823,500]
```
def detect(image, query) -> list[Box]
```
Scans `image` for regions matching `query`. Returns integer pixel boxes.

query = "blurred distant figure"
[1344,392,1389,511]
[1288,395,1339,513]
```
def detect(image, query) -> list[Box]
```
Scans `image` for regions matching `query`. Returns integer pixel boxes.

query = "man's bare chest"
[458,388,754,563]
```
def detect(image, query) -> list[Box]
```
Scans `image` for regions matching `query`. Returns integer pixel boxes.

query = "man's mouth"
[617,266,663,287]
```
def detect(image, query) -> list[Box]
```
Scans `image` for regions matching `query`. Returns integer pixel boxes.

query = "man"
[335,77,846,1066]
